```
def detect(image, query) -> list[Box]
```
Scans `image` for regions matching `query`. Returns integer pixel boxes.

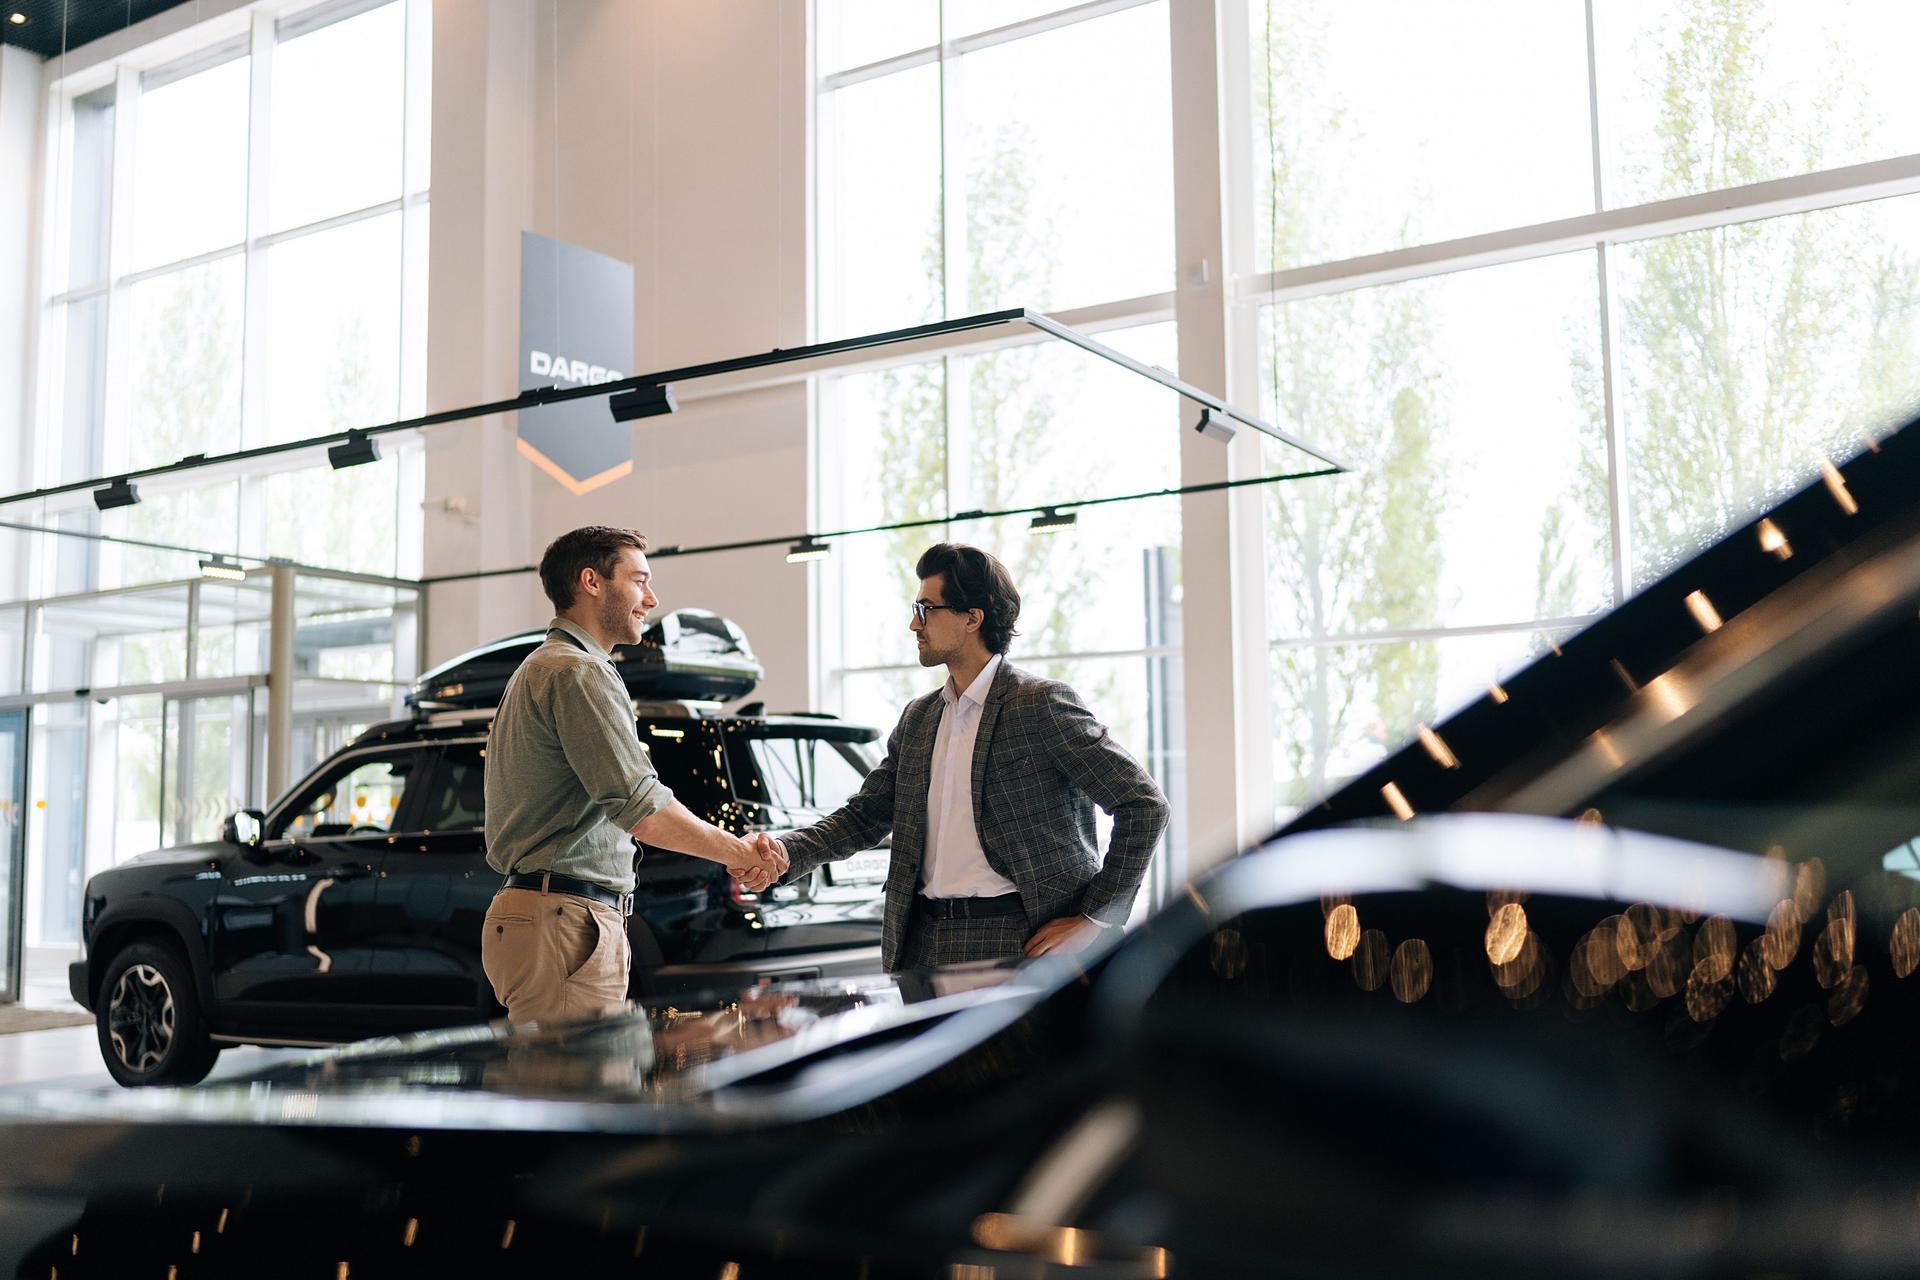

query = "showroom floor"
[0,1019,306,1091]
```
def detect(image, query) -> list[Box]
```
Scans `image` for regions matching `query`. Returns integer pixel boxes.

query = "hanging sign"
[518,231,635,494]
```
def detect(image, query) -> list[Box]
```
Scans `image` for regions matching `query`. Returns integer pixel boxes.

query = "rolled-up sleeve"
[546,663,673,831]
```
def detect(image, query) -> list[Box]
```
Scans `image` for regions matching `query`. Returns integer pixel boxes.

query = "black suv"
[68,610,888,1086]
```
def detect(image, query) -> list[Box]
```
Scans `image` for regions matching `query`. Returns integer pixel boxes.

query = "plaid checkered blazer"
[778,661,1170,970]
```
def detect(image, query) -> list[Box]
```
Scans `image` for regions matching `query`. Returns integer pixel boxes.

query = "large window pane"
[255,460,402,577]
[950,324,1180,656]
[824,358,946,669]
[0,609,23,694]
[1263,251,1611,641]
[58,296,109,484]
[33,586,191,691]
[1595,0,1920,210]
[818,0,936,73]
[194,577,273,680]
[102,480,240,590]
[1252,0,1591,272]
[820,65,943,337]
[262,213,403,445]
[65,87,115,287]
[1616,194,1920,587]
[269,2,405,231]
[957,2,1172,311]
[130,54,249,270]
[125,257,245,468]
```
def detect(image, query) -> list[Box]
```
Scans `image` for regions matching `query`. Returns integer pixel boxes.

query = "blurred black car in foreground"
[7,412,1920,1276]
[66,610,886,1085]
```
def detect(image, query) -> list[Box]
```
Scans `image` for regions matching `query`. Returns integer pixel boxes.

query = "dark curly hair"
[538,526,650,611]
[916,543,1021,655]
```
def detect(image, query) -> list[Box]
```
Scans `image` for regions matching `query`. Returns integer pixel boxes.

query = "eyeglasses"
[911,600,973,625]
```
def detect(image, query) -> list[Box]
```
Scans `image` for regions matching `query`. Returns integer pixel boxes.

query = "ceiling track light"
[1194,407,1237,444]
[7,12,27,24]
[93,478,140,510]
[1029,507,1077,535]
[198,556,247,582]
[609,383,678,422]
[785,536,830,564]
[327,430,381,470]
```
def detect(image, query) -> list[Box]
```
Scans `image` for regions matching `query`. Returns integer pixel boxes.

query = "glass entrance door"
[0,710,25,1002]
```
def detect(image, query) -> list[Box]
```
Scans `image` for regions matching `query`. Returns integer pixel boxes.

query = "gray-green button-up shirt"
[483,617,673,893]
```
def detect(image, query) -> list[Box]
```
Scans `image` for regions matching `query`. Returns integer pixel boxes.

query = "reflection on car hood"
[0,962,1047,1135]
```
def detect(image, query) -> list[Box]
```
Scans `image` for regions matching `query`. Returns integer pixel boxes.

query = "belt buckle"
[620,892,634,918]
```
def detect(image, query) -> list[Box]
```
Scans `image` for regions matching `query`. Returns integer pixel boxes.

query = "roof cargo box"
[407,608,762,712]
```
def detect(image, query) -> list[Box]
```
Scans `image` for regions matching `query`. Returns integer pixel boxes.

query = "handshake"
[727,832,788,893]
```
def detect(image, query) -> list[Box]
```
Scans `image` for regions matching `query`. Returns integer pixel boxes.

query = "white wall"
[423,0,814,713]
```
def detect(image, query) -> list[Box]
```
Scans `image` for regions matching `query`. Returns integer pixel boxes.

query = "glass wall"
[1249,0,1920,819]
[816,1,1178,899]
[0,569,419,967]
[24,0,430,602]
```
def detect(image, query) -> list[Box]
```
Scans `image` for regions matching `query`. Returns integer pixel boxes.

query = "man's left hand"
[1023,915,1101,959]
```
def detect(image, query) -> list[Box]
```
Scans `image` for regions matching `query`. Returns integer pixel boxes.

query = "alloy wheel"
[107,963,176,1074]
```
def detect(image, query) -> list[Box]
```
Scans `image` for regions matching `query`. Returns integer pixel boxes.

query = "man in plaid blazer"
[769,544,1169,970]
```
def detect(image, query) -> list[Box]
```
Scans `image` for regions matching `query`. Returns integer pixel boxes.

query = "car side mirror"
[222,809,265,846]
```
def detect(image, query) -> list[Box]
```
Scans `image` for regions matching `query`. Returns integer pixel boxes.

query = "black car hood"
[0,962,1048,1135]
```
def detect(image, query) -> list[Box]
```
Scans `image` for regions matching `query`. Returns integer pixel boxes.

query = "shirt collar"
[548,616,613,664]
[942,652,1003,710]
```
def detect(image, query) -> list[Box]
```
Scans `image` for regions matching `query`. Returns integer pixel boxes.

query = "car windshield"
[723,726,874,819]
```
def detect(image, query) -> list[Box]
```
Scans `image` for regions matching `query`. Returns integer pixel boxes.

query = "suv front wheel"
[95,940,220,1087]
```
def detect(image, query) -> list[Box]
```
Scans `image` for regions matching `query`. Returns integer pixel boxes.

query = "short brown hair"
[538,526,649,611]
[916,543,1020,655]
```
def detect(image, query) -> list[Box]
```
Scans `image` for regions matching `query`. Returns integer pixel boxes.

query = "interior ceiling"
[1,0,194,60]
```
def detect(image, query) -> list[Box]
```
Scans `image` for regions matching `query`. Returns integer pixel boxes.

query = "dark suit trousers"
[897,910,1030,968]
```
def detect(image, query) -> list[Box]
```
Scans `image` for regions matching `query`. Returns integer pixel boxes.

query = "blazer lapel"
[892,693,943,879]
[969,661,1016,830]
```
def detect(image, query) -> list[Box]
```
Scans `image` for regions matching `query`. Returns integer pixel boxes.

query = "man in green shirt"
[482,526,787,1023]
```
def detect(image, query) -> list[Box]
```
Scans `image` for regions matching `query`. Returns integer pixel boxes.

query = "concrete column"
[265,562,295,798]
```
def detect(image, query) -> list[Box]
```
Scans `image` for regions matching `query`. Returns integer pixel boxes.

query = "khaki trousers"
[481,886,631,1024]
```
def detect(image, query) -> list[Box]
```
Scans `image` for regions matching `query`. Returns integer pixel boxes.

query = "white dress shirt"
[919,653,1020,899]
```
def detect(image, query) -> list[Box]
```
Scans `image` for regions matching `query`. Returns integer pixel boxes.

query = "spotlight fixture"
[608,383,678,422]
[785,536,830,564]
[327,430,381,470]
[1029,507,1077,535]
[7,13,25,24]
[93,477,140,510]
[198,556,247,582]
[1194,407,1237,444]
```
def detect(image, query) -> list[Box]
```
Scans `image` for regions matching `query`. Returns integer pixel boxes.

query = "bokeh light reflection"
[1485,902,1527,965]
[1491,932,1545,999]
[1793,859,1826,917]
[1762,899,1803,971]
[1736,940,1776,1003]
[1813,916,1856,989]
[1390,939,1433,1004]
[1891,908,1920,979]
[1324,904,1361,962]
[1692,916,1736,983]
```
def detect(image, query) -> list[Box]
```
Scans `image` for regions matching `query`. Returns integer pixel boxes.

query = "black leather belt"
[912,892,1026,921]
[502,870,632,916]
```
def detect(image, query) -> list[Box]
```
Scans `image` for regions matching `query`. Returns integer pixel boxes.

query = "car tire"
[95,940,220,1087]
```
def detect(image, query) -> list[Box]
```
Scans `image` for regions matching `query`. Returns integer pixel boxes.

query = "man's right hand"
[728,832,788,893]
